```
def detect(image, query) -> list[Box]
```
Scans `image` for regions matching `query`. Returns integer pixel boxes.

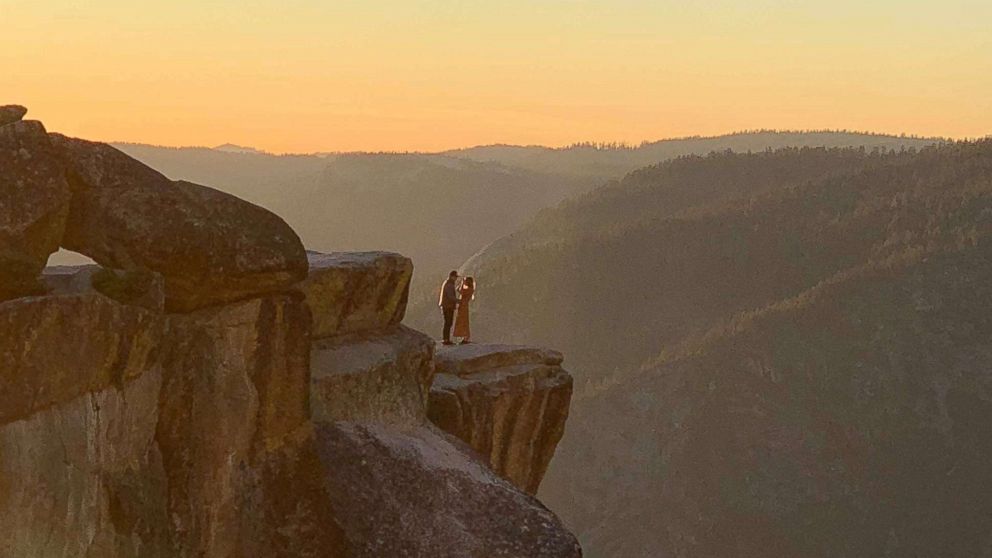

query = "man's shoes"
[441,340,455,346]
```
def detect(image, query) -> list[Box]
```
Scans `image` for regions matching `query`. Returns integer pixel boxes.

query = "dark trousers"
[442,306,456,341]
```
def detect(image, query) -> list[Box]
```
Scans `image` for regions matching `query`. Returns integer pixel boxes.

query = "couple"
[438,270,475,346]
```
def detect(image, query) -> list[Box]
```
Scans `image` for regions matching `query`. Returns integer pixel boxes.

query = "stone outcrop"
[307,251,433,426]
[316,422,582,558]
[311,325,435,424]
[0,289,165,424]
[0,105,27,126]
[0,110,577,558]
[0,118,71,300]
[0,368,171,557]
[0,276,347,558]
[303,256,581,555]
[51,134,308,311]
[158,293,345,557]
[428,344,573,494]
[0,282,168,557]
[300,250,412,338]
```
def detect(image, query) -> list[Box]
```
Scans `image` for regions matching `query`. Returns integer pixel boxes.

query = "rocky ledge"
[0,106,580,558]
[429,344,574,494]
[304,251,579,556]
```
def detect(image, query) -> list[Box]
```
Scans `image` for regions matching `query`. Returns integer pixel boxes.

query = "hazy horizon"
[105,127,959,157]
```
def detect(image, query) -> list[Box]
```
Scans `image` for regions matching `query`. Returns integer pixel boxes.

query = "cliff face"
[0,264,343,558]
[300,251,580,557]
[0,106,579,557]
[428,344,573,494]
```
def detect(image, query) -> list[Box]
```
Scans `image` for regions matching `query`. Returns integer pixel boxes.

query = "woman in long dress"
[453,277,475,344]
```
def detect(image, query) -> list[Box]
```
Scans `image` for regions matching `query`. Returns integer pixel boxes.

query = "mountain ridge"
[447,138,992,556]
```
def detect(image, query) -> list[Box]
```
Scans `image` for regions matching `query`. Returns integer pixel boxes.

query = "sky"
[2,0,991,153]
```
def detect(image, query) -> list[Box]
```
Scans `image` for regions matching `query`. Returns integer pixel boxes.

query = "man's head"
[449,270,459,280]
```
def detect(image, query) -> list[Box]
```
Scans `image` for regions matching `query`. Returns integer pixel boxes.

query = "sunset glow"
[4,0,990,153]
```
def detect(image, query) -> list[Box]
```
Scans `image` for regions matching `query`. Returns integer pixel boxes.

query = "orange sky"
[3,0,990,153]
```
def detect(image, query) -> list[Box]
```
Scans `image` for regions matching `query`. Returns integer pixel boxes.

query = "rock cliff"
[301,250,580,557]
[0,115,70,300]
[0,106,578,557]
[428,344,573,494]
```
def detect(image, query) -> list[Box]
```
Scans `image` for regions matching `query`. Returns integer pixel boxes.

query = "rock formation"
[428,344,573,494]
[0,108,578,557]
[311,325,435,424]
[0,113,70,300]
[0,286,164,425]
[159,293,343,557]
[303,251,580,556]
[0,267,344,557]
[300,250,413,338]
[51,134,308,312]
[0,104,28,126]
[316,422,581,558]
[0,273,170,557]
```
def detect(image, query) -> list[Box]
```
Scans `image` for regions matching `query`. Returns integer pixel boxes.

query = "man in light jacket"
[438,270,460,345]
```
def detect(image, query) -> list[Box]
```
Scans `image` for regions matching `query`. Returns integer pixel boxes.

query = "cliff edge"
[0,105,579,558]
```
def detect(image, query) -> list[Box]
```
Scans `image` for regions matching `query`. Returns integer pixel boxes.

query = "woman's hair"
[464,277,475,288]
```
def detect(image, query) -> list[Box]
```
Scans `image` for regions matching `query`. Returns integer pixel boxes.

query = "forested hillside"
[423,147,924,374]
[446,140,992,556]
[445,131,942,180]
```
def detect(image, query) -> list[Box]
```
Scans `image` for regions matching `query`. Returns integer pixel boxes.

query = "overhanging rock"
[429,343,574,494]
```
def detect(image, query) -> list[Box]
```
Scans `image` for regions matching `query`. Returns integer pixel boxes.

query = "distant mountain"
[439,140,992,556]
[445,131,944,180]
[213,143,266,154]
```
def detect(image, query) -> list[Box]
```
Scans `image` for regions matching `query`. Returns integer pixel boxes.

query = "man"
[438,270,460,345]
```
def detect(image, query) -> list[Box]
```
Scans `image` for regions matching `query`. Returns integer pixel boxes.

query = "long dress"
[453,285,474,338]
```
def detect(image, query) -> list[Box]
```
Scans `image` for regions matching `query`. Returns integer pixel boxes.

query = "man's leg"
[442,307,455,342]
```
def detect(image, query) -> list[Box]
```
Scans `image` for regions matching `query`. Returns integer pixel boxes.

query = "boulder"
[0,105,28,127]
[433,343,563,376]
[310,325,435,425]
[315,422,583,558]
[300,250,413,338]
[429,344,573,494]
[50,134,308,312]
[0,120,71,300]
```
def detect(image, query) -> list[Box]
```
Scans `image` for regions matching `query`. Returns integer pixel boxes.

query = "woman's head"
[465,277,475,288]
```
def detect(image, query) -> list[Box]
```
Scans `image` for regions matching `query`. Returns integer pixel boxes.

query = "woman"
[453,277,475,344]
